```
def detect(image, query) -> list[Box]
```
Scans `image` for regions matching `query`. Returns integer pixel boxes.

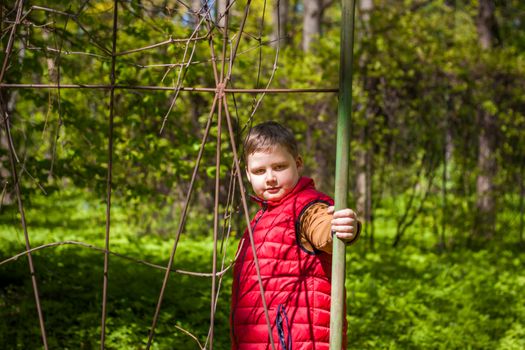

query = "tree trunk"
[0,91,15,206]
[356,0,374,244]
[519,163,525,244]
[307,108,333,192]
[356,143,366,216]
[476,0,500,50]
[474,0,499,240]
[360,0,373,23]
[355,121,373,224]
[440,94,454,248]
[475,108,497,238]
[216,0,227,28]
[302,0,322,51]
[365,143,373,242]
[272,0,289,47]
[190,0,202,26]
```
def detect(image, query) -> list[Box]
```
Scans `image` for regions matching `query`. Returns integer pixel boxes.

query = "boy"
[231,121,361,350]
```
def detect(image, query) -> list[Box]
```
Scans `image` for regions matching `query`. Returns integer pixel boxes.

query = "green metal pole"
[330,0,356,348]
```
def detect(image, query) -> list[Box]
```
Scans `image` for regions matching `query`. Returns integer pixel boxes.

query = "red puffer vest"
[231,177,346,350]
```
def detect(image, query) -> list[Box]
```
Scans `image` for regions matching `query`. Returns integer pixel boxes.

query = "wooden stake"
[330,0,356,348]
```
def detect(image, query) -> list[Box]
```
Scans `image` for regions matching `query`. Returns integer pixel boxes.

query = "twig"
[0,83,338,93]
[0,240,238,277]
[174,325,204,350]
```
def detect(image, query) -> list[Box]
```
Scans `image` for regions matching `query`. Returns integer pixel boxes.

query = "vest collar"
[250,177,315,208]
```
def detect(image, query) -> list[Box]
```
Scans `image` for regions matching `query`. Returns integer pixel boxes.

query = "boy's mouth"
[266,187,280,194]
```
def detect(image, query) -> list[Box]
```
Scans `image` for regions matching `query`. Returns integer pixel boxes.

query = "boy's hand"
[327,206,360,243]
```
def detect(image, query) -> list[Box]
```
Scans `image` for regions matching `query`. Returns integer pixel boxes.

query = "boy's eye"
[274,164,287,171]
[252,169,265,175]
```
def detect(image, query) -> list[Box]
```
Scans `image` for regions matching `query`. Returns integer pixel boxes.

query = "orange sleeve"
[299,202,361,254]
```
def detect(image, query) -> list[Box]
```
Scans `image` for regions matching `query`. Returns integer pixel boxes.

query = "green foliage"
[1,194,524,348]
[2,0,524,239]
[0,190,236,349]
[346,243,525,349]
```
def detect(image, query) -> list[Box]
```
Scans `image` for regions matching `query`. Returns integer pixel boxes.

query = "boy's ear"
[296,156,304,172]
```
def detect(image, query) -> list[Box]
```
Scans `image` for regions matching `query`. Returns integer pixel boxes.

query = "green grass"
[1,189,236,349]
[345,244,525,349]
[1,189,524,349]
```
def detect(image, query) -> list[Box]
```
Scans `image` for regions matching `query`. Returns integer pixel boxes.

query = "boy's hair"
[244,121,299,161]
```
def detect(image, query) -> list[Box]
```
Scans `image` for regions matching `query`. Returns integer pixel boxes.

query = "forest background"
[1,0,524,349]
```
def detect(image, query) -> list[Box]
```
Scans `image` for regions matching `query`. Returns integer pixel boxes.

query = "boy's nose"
[266,171,276,183]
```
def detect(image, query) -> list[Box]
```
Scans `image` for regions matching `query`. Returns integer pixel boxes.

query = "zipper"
[276,304,292,350]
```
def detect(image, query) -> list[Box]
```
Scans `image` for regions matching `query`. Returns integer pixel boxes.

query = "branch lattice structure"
[0,0,339,348]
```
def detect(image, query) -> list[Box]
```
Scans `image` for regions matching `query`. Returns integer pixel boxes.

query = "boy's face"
[245,144,303,202]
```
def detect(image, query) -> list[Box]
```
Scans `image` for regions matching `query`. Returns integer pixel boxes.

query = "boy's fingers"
[331,217,356,226]
[335,232,354,240]
[332,225,355,233]
[332,208,356,219]
[327,206,335,214]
